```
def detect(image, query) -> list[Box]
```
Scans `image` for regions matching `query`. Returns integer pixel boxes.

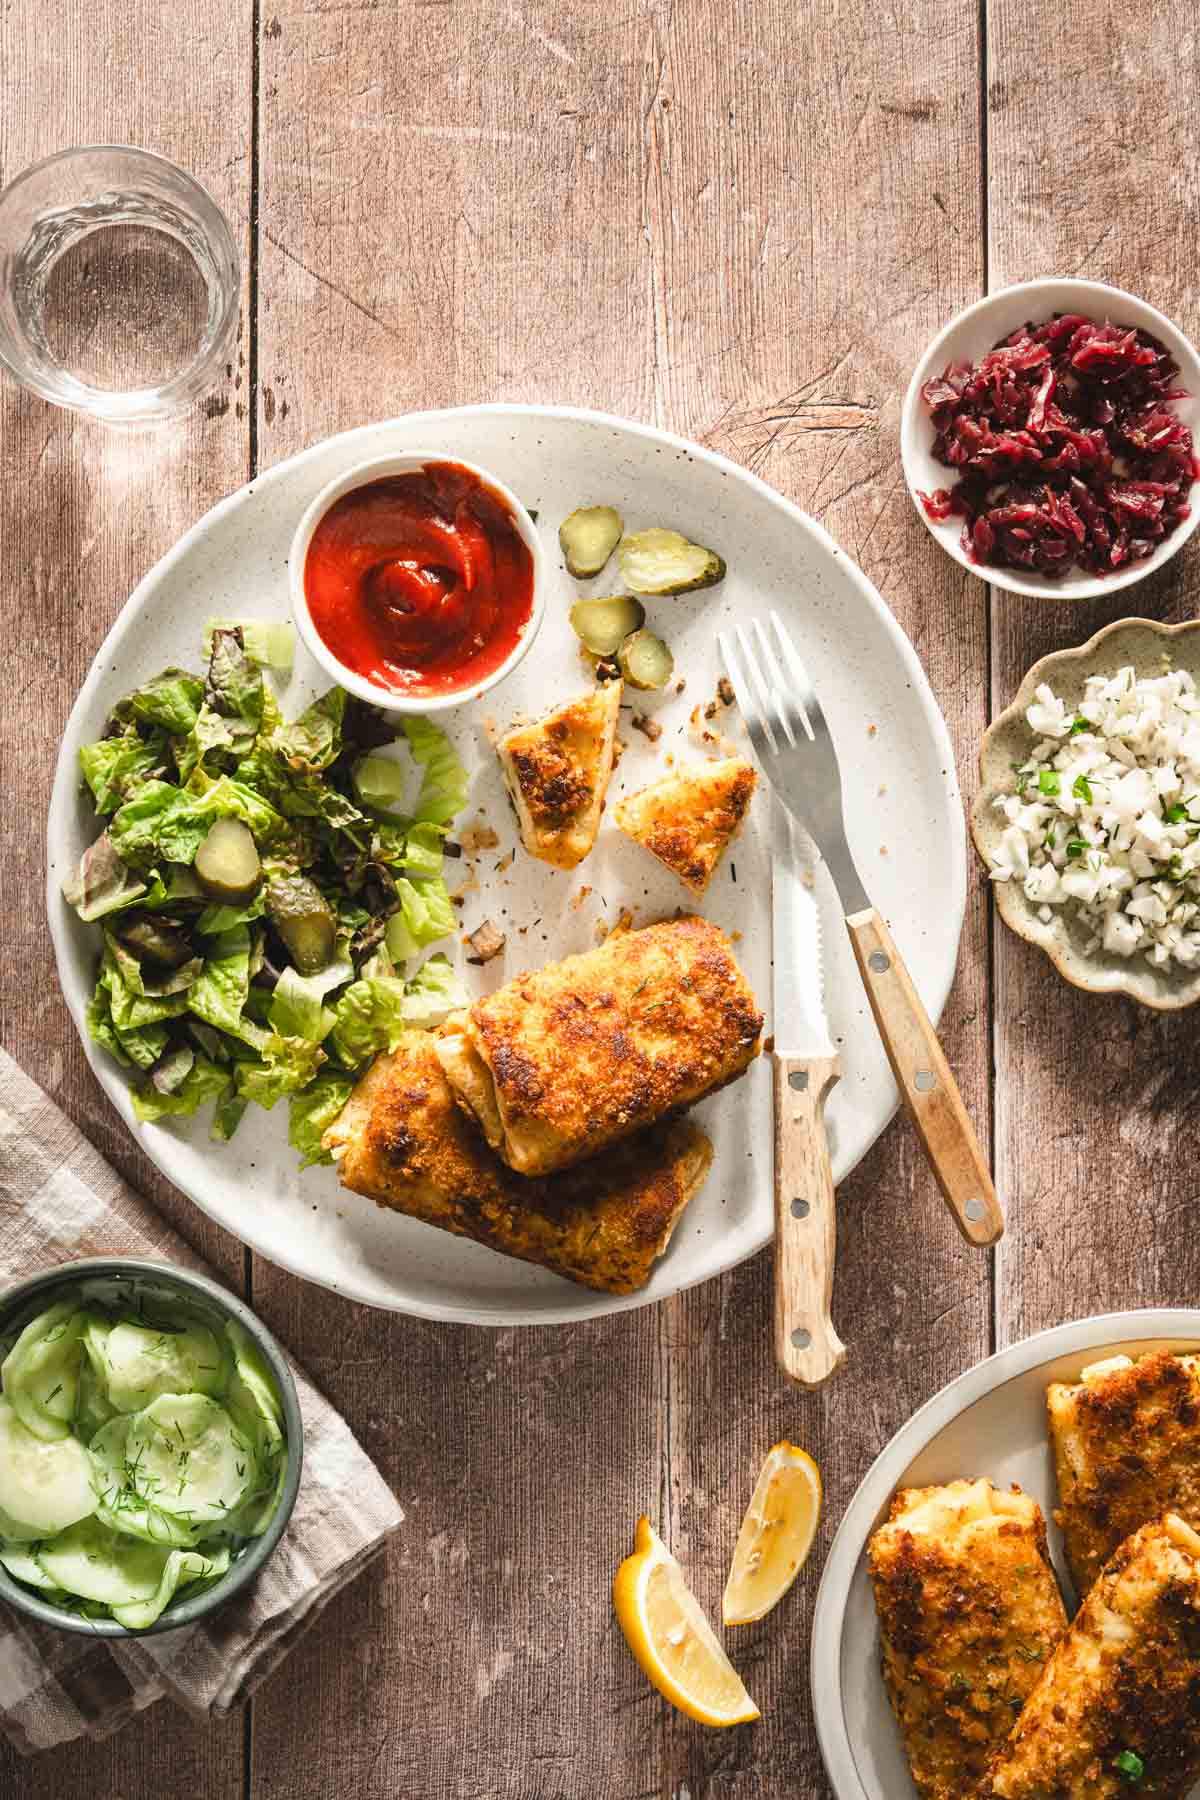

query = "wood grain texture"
[0,0,1010,1792]
[772,1055,846,1386]
[0,3,250,1796]
[252,3,989,1798]
[846,907,1002,1247]
[986,0,1200,1351]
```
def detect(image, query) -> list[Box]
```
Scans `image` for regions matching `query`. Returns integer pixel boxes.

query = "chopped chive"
[1164,803,1190,824]
[1114,1750,1145,1784]
[1037,768,1060,797]
[1072,774,1093,804]
[1066,839,1088,859]
[1068,715,1091,736]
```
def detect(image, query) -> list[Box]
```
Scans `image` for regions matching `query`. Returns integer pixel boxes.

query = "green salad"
[62,622,470,1165]
[0,1278,287,1627]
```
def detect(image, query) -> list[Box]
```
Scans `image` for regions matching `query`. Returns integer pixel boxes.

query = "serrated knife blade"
[772,795,836,1062]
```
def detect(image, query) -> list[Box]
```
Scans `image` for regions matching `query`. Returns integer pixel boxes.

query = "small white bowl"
[289,450,544,713]
[900,278,1200,600]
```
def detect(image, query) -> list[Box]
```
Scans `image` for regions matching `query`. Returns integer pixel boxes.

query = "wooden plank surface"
[5,0,1199,1795]
[249,4,988,1798]
[0,4,252,1795]
[986,0,1200,1347]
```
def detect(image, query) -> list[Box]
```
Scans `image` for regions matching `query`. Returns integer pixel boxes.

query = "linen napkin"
[0,1046,403,1754]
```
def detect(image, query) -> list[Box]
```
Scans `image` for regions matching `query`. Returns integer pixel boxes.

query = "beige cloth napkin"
[0,1046,403,1754]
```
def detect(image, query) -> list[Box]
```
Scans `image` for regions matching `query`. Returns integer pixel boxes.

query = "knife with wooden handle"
[770,802,847,1387]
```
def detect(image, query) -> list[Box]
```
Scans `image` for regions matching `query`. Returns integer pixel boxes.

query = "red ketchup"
[304,461,534,696]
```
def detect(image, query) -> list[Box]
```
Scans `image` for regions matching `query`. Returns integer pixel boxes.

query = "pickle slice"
[569,595,646,658]
[618,528,726,596]
[619,629,675,691]
[194,819,262,904]
[559,506,623,577]
[265,874,337,975]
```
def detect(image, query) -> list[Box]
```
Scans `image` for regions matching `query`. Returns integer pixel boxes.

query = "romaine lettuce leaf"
[110,774,285,868]
[205,629,264,733]
[288,1075,355,1169]
[268,968,337,1044]
[100,949,191,1034]
[131,1055,231,1123]
[187,927,251,1034]
[401,953,468,1027]
[112,669,204,737]
[399,716,468,826]
[264,689,346,773]
[196,888,267,935]
[328,977,410,1069]
[234,1034,325,1108]
[62,832,152,921]
[79,734,165,815]
[352,753,407,813]
[396,875,455,947]
[204,619,295,672]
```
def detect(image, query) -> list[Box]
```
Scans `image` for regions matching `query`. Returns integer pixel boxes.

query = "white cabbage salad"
[988,663,1200,968]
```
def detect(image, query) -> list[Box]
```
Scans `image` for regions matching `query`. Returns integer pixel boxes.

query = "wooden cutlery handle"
[845,907,1003,1248]
[772,1054,847,1387]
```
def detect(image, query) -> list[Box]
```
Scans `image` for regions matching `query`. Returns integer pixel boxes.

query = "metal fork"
[720,611,1002,1250]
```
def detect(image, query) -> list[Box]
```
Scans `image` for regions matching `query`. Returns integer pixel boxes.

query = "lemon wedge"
[722,1441,822,1625]
[613,1517,759,1727]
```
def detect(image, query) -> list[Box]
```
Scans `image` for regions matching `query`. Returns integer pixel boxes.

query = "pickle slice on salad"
[266,874,337,976]
[559,505,624,577]
[569,595,646,658]
[194,818,262,903]
[618,528,725,596]
[618,629,675,692]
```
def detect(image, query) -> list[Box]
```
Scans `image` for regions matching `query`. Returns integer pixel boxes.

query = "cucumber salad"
[0,1278,288,1627]
[61,621,470,1166]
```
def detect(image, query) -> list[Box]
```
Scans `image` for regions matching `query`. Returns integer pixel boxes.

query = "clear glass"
[0,145,240,423]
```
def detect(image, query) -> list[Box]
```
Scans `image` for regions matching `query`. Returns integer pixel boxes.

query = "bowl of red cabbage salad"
[904,284,1200,594]
[60,620,470,1167]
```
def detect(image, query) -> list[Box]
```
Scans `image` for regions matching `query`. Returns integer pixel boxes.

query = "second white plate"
[47,405,965,1323]
[812,1309,1200,1800]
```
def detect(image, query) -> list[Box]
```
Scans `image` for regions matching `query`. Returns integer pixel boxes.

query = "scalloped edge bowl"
[972,616,1200,1009]
[900,278,1200,600]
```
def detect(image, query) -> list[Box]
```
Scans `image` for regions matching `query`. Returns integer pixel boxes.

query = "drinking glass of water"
[0,145,239,424]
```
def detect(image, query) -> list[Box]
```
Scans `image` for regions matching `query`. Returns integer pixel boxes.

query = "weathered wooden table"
[3,2,1198,1795]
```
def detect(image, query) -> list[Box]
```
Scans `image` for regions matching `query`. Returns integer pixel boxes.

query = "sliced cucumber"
[559,505,623,577]
[568,595,646,658]
[224,1321,284,1439]
[0,1502,48,1543]
[1,1300,85,1440]
[618,527,726,596]
[124,1394,255,1527]
[0,1397,97,1535]
[228,1446,287,1539]
[105,1317,228,1414]
[110,1543,231,1630]
[0,1544,63,1591]
[37,1515,174,1607]
[89,1415,199,1548]
[618,628,675,691]
[75,1316,117,1441]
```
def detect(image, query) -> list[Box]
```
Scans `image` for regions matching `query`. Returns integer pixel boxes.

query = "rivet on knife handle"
[845,907,1003,1247]
[772,1053,847,1386]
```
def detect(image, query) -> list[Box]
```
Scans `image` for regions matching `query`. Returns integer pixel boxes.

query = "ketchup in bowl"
[303,461,535,698]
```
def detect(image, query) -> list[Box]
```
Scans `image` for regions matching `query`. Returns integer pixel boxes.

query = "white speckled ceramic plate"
[47,406,965,1323]
[811,1309,1200,1800]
